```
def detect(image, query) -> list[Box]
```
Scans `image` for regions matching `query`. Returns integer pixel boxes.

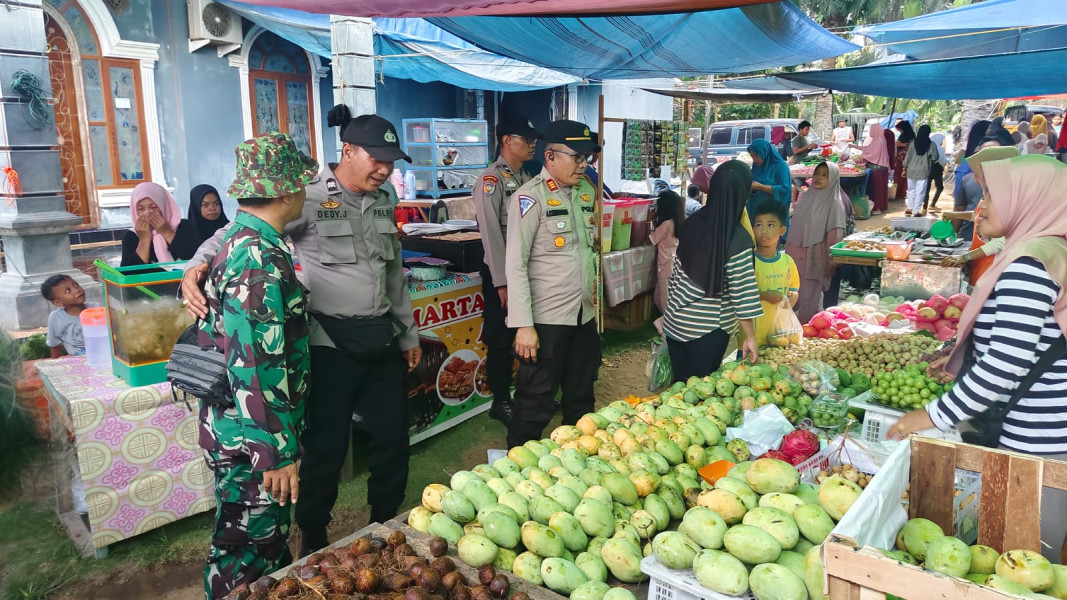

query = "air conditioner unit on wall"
[188,0,243,57]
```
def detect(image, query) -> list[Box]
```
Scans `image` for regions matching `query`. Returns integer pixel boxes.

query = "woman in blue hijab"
[746,138,792,228]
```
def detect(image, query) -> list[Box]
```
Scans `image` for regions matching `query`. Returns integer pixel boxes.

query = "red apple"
[802,325,818,337]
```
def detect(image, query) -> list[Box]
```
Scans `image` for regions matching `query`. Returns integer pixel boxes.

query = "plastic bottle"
[404,170,417,200]
[389,169,405,199]
[80,306,111,369]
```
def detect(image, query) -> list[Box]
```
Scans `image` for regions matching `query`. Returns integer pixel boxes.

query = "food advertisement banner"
[406,273,491,444]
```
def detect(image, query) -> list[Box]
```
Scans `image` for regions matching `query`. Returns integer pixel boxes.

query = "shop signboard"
[406,273,493,443]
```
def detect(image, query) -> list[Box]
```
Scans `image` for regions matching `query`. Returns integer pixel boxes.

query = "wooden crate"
[603,292,653,332]
[272,516,568,600]
[823,437,1067,599]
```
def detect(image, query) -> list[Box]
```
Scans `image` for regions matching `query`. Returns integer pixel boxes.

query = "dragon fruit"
[759,449,791,462]
[948,293,970,310]
[926,295,949,314]
[779,429,821,465]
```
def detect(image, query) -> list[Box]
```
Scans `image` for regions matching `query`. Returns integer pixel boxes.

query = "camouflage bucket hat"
[228,132,319,199]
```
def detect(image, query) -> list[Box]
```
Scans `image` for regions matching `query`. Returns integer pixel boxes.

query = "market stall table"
[36,356,214,558]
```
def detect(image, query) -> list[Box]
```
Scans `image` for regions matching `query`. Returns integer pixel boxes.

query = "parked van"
[703,118,820,163]
[1001,103,1064,133]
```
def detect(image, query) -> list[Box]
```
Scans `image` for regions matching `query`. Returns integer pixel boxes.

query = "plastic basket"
[642,555,756,600]
[848,397,963,444]
[890,216,937,234]
[830,241,886,259]
[794,435,891,483]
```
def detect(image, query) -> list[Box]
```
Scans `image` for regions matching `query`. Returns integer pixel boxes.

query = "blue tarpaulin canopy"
[222,0,333,57]
[373,18,580,90]
[429,2,857,80]
[855,0,1067,60]
[221,0,578,90]
[779,46,1067,100]
[718,76,825,93]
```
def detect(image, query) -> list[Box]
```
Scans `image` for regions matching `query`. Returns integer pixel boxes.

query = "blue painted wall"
[95,0,334,228]
[376,76,462,138]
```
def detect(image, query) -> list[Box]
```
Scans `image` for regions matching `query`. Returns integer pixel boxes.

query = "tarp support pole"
[597,94,605,332]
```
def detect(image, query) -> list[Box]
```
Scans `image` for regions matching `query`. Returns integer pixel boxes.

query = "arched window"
[46,0,150,188]
[248,31,315,159]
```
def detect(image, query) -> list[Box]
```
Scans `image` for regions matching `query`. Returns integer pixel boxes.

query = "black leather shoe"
[369,506,399,524]
[488,399,514,425]
[299,528,328,557]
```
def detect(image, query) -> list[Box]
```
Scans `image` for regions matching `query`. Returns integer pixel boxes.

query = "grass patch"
[0,501,212,600]
[600,322,658,357]
[2,320,656,598]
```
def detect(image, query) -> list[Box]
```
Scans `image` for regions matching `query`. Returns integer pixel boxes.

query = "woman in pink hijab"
[849,124,891,215]
[121,182,200,266]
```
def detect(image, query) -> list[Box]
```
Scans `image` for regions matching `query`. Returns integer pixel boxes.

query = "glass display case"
[101,262,195,386]
[402,118,489,198]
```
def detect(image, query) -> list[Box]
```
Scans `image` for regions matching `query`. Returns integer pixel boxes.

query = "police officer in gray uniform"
[473,115,543,425]
[182,106,421,556]
[505,120,602,447]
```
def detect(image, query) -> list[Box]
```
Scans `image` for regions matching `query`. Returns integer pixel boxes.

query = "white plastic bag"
[725,404,795,457]
[830,438,910,550]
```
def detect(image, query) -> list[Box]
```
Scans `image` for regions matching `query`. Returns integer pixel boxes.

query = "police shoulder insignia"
[321,199,341,210]
[326,178,339,192]
[546,198,562,207]
[518,195,536,218]
[545,179,559,192]
[482,175,498,196]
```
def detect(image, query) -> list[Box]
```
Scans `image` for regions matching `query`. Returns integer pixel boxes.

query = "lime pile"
[870,364,952,410]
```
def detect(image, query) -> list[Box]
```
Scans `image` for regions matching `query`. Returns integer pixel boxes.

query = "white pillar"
[0,0,100,329]
[330,16,376,159]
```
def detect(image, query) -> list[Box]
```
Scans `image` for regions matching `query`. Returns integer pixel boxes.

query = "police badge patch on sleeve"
[518,195,536,218]
[482,175,498,196]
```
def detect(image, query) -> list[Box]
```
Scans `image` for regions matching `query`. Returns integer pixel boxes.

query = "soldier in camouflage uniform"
[197,132,318,599]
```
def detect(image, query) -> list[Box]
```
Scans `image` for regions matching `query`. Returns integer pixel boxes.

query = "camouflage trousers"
[204,453,293,600]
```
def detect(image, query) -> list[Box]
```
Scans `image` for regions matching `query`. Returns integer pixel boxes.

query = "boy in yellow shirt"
[749,199,799,346]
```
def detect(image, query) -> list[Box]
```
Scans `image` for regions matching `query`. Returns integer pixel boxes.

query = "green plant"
[0,331,38,494]
[19,334,49,361]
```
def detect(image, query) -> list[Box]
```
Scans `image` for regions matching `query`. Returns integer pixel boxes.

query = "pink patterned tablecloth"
[36,356,215,549]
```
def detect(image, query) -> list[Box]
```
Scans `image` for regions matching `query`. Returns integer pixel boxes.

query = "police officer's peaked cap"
[497,116,543,139]
[342,114,413,163]
[544,120,601,154]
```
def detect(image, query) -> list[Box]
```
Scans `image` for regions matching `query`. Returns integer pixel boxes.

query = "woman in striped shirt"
[664,161,763,382]
[890,153,1067,560]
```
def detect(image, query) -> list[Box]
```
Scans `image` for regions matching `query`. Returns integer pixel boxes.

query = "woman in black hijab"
[187,184,229,244]
[662,160,763,382]
[893,121,916,200]
[985,117,1016,147]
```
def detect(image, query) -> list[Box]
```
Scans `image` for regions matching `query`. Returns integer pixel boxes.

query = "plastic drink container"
[404,171,417,200]
[80,306,110,368]
[601,202,615,253]
[628,198,651,247]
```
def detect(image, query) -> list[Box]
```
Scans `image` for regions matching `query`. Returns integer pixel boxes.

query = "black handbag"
[311,311,397,360]
[166,324,234,409]
[960,338,1067,448]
